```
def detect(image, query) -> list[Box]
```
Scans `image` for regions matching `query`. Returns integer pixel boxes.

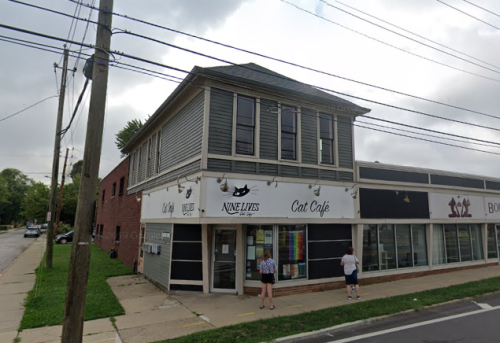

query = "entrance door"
[137,225,146,273]
[212,227,237,293]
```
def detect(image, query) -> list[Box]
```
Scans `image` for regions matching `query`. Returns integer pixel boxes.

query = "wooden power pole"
[55,148,70,236]
[46,48,69,269]
[61,0,113,342]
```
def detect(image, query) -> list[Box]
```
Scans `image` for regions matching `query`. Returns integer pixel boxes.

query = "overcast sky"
[1,0,500,184]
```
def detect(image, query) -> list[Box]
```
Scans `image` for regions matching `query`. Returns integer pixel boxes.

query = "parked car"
[55,230,74,244]
[40,223,48,233]
[24,227,40,238]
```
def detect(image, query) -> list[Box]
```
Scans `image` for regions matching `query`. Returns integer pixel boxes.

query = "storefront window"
[396,225,412,268]
[471,224,483,261]
[488,224,498,259]
[412,224,428,266]
[433,225,446,265]
[245,225,274,281]
[458,224,472,262]
[362,225,378,272]
[278,225,307,281]
[445,225,459,263]
[379,224,396,270]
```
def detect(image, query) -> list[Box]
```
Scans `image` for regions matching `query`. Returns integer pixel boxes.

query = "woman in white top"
[340,247,361,300]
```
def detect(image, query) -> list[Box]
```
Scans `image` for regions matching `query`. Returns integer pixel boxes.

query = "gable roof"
[122,63,370,153]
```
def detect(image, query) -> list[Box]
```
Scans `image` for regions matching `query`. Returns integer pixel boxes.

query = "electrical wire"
[437,0,500,32]
[280,0,500,84]
[12,0,500,122]
[320,0,500,75]
[462,0,500,18]
[0,95,58,123]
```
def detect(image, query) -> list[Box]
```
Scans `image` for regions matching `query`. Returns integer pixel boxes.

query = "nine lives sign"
[204,178,355,219]
[141,180,200,220]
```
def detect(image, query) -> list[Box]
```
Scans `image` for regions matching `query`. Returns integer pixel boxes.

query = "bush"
[58,223,72,234]
[0,226,8,231]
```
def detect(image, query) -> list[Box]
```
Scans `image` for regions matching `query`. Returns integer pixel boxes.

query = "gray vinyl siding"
[281,165,300,177]
[159,91,204,172]
[128,153,135,187]
[259,163,278,176]
[235,161,257,174]
[143,223,172,290]
[139,142,148,182]
[148,133,157,178]
[260,99,278,160]
[130,151,139,186]
[338,171,354,182]
[301,108,318,165]
[127,160,201,194]
[337,115,353,169]
[207,158,232,172]
[319,169,337,181]
[208,88,233,156]
[302,167,319,179]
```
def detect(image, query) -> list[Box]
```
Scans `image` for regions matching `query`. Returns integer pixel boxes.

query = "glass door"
[212,227,237,292]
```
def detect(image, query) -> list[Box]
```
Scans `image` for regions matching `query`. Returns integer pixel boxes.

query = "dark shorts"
[261,273,275,284]
[345,270,358,285]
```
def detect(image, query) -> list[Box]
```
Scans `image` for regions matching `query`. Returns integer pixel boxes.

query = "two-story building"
[97,62,500,296]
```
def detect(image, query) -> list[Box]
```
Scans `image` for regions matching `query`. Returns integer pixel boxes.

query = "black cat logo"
[233,185,250,197]
[186,187,192,199]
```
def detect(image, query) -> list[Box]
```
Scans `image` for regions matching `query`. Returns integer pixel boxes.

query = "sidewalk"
[0,237,45,343]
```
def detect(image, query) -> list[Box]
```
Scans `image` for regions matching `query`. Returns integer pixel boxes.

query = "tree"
[21,181,49,224]
[0,169,30,225]
[70,160,83,179]
[115,119,143,156]
[60,173,80,227]
[0,175,9,209]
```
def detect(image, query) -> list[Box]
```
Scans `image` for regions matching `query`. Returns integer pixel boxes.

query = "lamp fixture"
[267,177,278,188]
[135,193,141,203]
[309,181,319,189]
[345,184,358,199]
[351,192,357,199]
[309,181,320,196]
[403,194,410,203]
[177,177,185,194]
[220,180,229,193]
[216,174,226,184]
[184,176,201,184]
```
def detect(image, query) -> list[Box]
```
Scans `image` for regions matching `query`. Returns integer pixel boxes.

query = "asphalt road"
[0,229,37,275]
[288,293,500,343]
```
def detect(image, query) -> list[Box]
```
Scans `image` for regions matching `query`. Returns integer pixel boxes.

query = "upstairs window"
[320,113,335,164]
[235,95,256,155]
[112,182,116,197]
[156,130,162,174]
[281,105,297,160]
[119,177,125,196]
[101,190,105,204]
[115,226,121,243]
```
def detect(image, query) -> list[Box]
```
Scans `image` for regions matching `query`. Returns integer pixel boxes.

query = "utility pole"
[46,48,69,269]
[61,1,113,342]
[55,148,70,236]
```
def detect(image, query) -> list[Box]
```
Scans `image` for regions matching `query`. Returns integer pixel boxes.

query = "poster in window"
[256,245,264,267]
[291,264,299,279]
[299,263,306,277]
[283,264,291,278]
[247,246,256,260]
[264,230,273,244]
[289,231,304,260]
[256,229,264,244]
[247,236,254,245]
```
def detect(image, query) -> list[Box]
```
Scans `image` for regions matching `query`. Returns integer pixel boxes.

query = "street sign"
[46,212,51,222]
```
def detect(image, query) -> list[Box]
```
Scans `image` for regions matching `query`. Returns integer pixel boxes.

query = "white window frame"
[232,93,260,159]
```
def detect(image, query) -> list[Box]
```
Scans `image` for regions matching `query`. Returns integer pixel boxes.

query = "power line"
[9,0,500,123]
[320,0,500,75]
[437,0,500,31]
[335,0,500,71]
[0,95,58,123]
[462,0,500,18]
[280,0,500,84]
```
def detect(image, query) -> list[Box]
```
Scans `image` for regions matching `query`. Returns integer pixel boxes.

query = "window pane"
[237,96,255,126]
[320,114,333,139]
[320,139,334,164]
[412,224,428,266]
[379,224,396,270]
[488,224,498,258]
[281,132,296,160]
[433,224,446,265]
[236,125,254,155]
[362,225,379,271]
[396,224,412,268]
[246,225,273,281]
[458,224,472,262]
[471,224,483,260]
[445,225,459,263]
[278,225,307,281]
[281,106,296,133]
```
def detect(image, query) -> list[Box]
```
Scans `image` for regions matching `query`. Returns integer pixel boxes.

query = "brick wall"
[95,157,141,269]
[244,263,498,297]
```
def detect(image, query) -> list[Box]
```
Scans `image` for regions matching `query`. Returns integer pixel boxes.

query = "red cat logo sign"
[448,197,472,218]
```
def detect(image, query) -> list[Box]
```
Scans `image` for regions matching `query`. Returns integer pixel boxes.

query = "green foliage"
[115,119,143,156]
[60,174,80,226]
[57,223,72,234]
[21,181,49,224]
[156,276,500,343]
[0,168,30,225]
[20,244,132,330]
[70,160,83,179]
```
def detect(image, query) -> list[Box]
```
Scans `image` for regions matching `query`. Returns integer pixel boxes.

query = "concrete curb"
[262,291,500,343]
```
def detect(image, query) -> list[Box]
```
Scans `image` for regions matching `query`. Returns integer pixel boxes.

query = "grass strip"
[20,244,132,330]
[156,275,500,343]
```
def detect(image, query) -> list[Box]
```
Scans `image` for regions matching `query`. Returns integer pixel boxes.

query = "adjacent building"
[96,62,500,296]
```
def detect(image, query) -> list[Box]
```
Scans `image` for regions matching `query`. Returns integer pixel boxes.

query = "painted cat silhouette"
[185,188,192,199]
[233,185,250,197]
[448,197,459,218]
[461,198,472,218]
